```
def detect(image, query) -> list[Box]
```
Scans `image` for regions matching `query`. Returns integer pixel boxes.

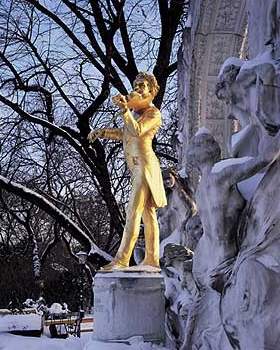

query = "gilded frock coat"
[103,105,167,208]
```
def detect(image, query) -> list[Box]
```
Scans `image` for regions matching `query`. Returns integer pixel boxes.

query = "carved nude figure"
[216,58,262,159]
[217,50,280,349]
[217,55,280,159]
[216,56,280,202]
[180,129,280,350]
[88,72,167,270]
[158,168,196,248]
[186,129,278,288]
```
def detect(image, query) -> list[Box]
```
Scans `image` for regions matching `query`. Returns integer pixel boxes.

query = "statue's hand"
[87,129,104,143]
[112,94,128,111]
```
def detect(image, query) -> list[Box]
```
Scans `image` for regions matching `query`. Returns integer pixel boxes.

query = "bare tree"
[0,0,186,261]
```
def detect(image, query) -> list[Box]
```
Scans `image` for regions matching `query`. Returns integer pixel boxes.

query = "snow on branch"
[0,175,112,262]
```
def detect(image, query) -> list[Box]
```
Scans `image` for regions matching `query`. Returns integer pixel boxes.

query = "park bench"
[45,313,93,338]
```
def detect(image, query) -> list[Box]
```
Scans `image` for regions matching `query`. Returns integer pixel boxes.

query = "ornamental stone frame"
[177,0,247,171]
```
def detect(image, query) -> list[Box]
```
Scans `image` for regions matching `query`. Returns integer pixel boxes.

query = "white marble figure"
[217,51,280,156]
[216,57,260,158]
[161,243,196,349]
[186,130,279,288]
[221,156,280,349]
[161,214,203,350]
[216,51,280,202]
[174,2,280,348]
[180,129,280,350]
[217,49,280,349]
[158,169,196,250]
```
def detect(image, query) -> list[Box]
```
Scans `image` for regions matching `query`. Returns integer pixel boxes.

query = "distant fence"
[45,315,93,333]
[0,309,93,338]
[44,314,94,337]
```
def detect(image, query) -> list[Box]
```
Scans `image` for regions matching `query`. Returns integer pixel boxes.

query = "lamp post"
[76,251,88,337]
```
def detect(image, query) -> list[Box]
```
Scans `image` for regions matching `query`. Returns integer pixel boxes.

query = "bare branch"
[0,174,112,261]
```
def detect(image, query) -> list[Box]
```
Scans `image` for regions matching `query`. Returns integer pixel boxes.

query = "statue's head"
[162,168,177,190]
[216,58,244,102]
[216,58,250,125]
[127,72,159,110]
[184,214,203,251]
[186,128,221,168]
[134,72,160,98]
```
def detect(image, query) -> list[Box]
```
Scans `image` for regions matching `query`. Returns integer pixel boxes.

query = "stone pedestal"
[92,272,165,343]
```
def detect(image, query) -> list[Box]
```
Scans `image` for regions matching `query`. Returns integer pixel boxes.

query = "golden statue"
[88,72,167,271]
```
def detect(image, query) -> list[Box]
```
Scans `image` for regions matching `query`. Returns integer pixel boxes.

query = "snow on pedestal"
[92,271,165,344]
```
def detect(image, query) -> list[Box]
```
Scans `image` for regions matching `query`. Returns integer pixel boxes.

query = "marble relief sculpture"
[179,43,280,350]
[214,47,280,349]
[160,1,280,349]
[161,243,196,349]
[167,31,280,348]
[179,126,280,350]
[88,72,167,271]
[179,127,277,349]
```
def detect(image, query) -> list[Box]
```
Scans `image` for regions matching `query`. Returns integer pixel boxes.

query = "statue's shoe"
[139,259,160,269]
[123,260,161,273]
[99,260,128,272]
[122,264,161,273]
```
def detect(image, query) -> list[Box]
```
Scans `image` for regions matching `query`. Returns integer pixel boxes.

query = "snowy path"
[0,333,170,350]
[0,333,83,350]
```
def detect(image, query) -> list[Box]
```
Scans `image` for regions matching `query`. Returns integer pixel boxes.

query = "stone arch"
[177,0,247,168]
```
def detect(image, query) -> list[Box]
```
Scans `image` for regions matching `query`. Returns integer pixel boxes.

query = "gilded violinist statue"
[88,72,167,271]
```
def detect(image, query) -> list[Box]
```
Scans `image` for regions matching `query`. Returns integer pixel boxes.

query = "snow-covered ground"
[0,333,170,350]
[0,333,83,350]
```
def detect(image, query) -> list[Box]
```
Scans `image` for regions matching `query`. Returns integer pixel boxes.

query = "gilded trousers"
[115,161,160,266]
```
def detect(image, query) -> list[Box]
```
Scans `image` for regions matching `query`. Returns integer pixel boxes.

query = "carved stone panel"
[205,80,227,120]
[215,0,244,32]
[208,35,238,76]
[178,0,247,165]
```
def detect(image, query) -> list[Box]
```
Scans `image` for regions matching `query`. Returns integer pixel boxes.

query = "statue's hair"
[193,133,221,163]
[135,72,160,97]
[216,63,242,101]
[162,167,197,216]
